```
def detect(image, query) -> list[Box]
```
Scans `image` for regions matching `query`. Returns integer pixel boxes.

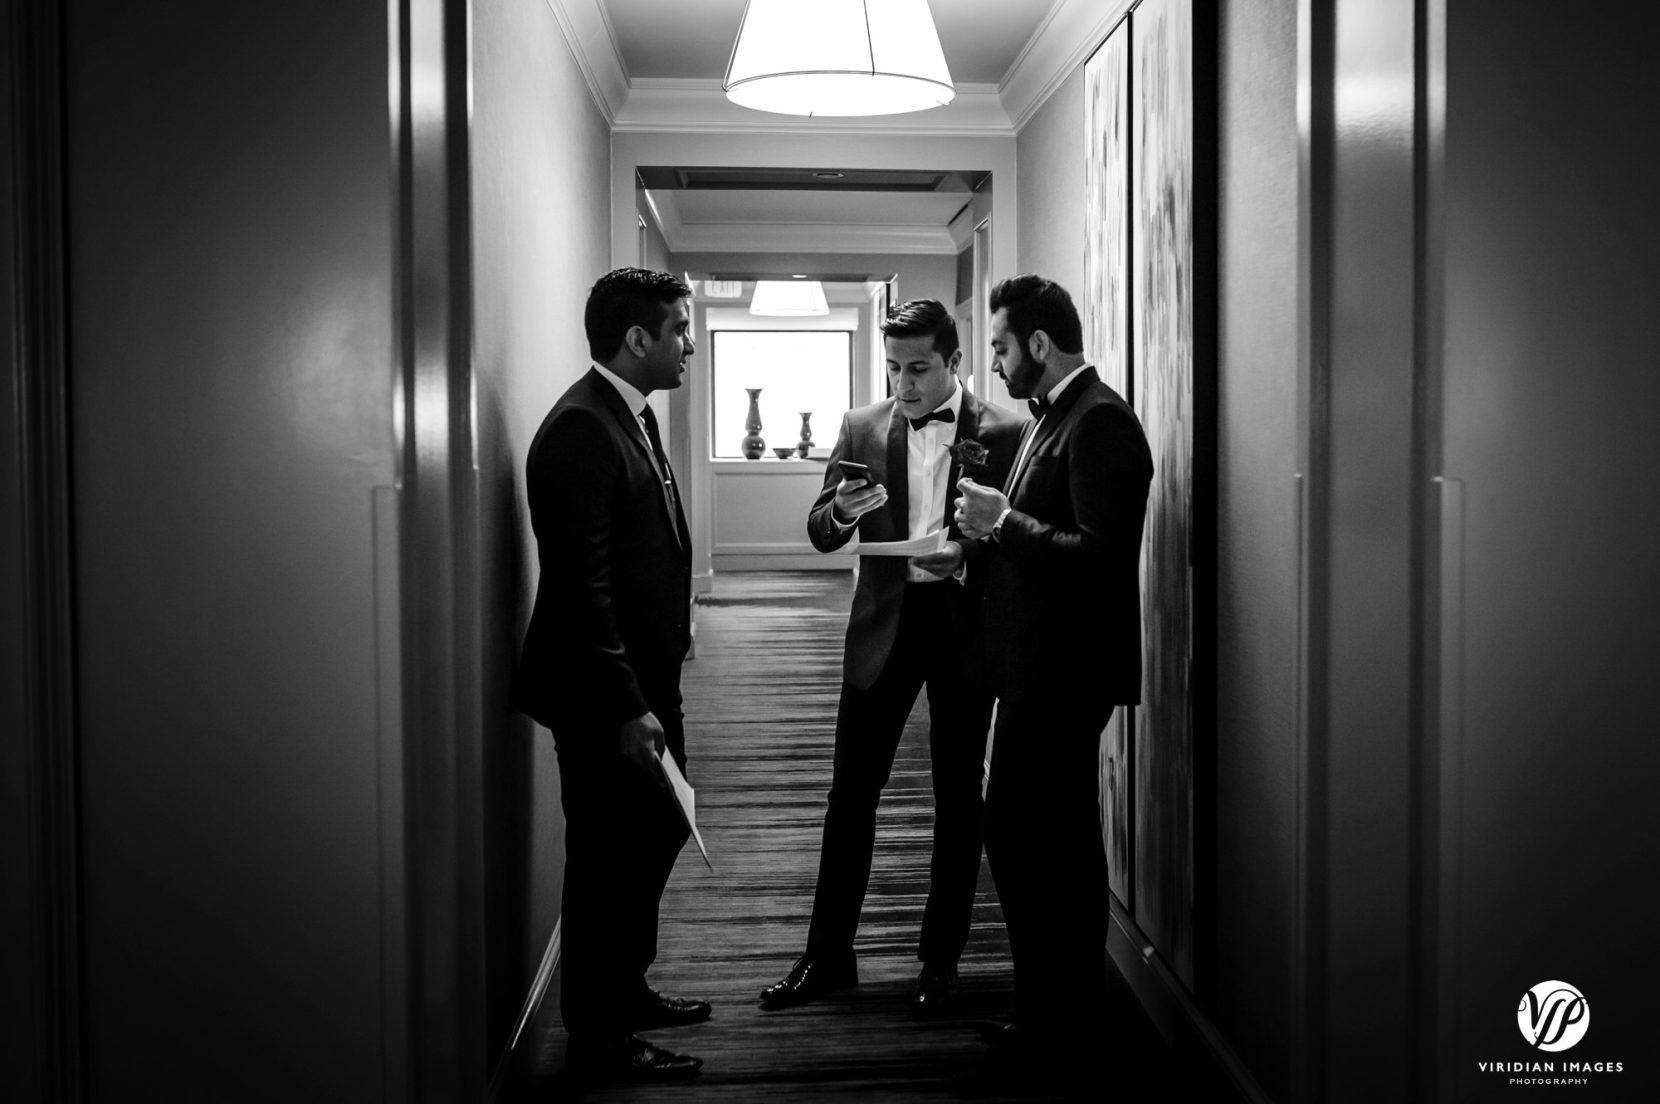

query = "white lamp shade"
[749,280,830,317]
[725,0,955,117]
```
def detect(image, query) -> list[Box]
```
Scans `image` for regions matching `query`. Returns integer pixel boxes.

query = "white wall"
[1015,65,1088,300]
[471,0,614,1064]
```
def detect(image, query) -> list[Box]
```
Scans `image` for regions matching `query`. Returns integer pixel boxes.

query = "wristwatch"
[990,506,1013,542]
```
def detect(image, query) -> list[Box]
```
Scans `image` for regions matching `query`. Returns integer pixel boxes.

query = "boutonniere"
[945,437,989,475]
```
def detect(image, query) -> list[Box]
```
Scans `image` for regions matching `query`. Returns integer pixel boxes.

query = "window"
[710,330,853,459]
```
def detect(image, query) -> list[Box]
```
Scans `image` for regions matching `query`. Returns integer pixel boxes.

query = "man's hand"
[910,539,966,580]
[955,477,1009,540]
[833,476,888,524]
[618,712,669,785]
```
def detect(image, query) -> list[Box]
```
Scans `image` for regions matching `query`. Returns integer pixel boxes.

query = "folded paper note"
[657,750,713,871]
[852,529,949,557]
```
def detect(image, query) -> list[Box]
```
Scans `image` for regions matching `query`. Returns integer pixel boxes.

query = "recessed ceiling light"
[813,171,845,179]
[791,274,807,279]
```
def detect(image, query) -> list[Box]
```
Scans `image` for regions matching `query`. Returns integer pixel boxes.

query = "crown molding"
[999,0,1135,131]
[547,0,1127,138]
[614,80,1013,137]
[543,0,628,123]
[656,214,958,256]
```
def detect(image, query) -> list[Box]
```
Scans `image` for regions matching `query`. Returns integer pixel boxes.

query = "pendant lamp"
[750,280,830,317]
[724,0,955,117]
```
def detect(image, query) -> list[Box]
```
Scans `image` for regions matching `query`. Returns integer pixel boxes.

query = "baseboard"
[712,553,857,571]
[487,918,561,1101]
[1108,901,1277,1104]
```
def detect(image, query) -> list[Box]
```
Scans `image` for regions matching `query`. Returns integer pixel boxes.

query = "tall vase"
[740,388,765,459]
[797,412,814,458]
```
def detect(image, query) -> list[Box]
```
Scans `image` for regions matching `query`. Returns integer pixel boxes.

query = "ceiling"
[602,0,1060,86]
[555,1,1130,257]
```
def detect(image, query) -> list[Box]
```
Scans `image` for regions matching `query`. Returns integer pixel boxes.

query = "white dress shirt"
[905,382,965,583]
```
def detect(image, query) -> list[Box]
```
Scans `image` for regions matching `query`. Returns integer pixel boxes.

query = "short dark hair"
[584,267,693,363]
[880,298,960,360]
[988,274,1083,358]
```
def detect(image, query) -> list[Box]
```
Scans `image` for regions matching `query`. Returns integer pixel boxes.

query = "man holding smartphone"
[759,299,1023,1014]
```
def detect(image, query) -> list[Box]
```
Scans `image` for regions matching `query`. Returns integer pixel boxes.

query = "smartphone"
[836,460,873,484]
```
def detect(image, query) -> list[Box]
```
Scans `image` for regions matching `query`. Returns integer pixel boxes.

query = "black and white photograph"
[5,2,1657,1102]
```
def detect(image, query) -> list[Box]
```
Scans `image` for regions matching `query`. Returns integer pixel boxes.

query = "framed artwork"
[1084,17,1134,908]
[1083,0,1212,990]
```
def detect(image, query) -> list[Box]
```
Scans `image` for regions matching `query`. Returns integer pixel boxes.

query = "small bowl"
[772,447,795,459]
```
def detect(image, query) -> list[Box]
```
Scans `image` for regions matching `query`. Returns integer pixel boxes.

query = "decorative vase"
[797,412,814,458]
[740,388,765,459]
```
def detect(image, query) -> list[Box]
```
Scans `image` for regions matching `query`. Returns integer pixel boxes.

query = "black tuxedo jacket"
[980,367,1152,705]
[515,368,692,739]
[807,390,1024,690]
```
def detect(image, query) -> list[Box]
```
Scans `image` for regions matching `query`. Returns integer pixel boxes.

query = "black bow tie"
[908,407,956,431]
[1028,398,1051,418]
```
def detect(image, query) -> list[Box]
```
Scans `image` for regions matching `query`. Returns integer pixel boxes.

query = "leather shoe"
[565,1033,702,1082]
[977,1020,1019,1049]
[911,962,959,1014]
[631,988,712,1030]
[758,953,857,1010]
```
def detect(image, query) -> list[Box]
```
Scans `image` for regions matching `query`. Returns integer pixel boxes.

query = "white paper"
[851,528,948,557]
[657,750,713,871]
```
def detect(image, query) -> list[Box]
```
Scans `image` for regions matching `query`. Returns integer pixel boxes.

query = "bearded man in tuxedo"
[760,299,1023,1015]
[955,274,1153,1070]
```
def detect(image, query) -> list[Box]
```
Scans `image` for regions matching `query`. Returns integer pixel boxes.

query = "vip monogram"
[1517,981,1590,1051]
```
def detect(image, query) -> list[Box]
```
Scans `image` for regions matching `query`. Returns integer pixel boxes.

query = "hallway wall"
[1014,3,1297,1097]
[470,0,614,1067]
[1432,3,1660,1096]
[60,0,399,1097]
[1014,65,1087,300]
[1213,0,1299,1097]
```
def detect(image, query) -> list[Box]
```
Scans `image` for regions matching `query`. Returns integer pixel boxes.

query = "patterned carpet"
[502,571,1188,1102]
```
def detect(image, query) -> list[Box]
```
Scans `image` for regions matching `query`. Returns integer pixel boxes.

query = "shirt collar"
[593,363,648,417]
[1045,365,1091,407]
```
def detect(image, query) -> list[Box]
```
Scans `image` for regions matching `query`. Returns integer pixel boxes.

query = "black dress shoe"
[976,1020,1019,1049]
[758,953,857,1010]
[565,1033,702,1082]
[911,962,959,1014]
[632,988,713,1030]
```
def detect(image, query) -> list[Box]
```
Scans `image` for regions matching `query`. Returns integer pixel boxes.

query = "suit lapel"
[587,370,685,551]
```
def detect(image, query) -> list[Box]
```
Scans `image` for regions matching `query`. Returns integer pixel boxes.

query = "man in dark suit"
[955,275,1152,1070]
[515,267,708,1082]
[759,299,1024,1014]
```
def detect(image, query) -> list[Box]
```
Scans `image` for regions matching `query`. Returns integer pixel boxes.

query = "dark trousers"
[985,698,1114,1046]
[556,710,690,1036]
[805,582,994,966]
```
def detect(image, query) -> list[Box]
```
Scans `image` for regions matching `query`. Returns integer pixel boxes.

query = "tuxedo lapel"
[946,395,982,533]
[884,406,909,538]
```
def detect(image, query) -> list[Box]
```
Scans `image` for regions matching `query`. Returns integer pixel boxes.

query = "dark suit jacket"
[515,368,692,740]
[980,367,1152,705]
[808,390,1024,690]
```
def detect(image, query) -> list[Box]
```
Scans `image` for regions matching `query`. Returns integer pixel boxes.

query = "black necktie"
[1028,398,1050,419]
[639,405,682,540]
[909,407,956,431]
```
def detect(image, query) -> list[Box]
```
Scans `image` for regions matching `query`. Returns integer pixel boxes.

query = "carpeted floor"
[502,570,1197,1102]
